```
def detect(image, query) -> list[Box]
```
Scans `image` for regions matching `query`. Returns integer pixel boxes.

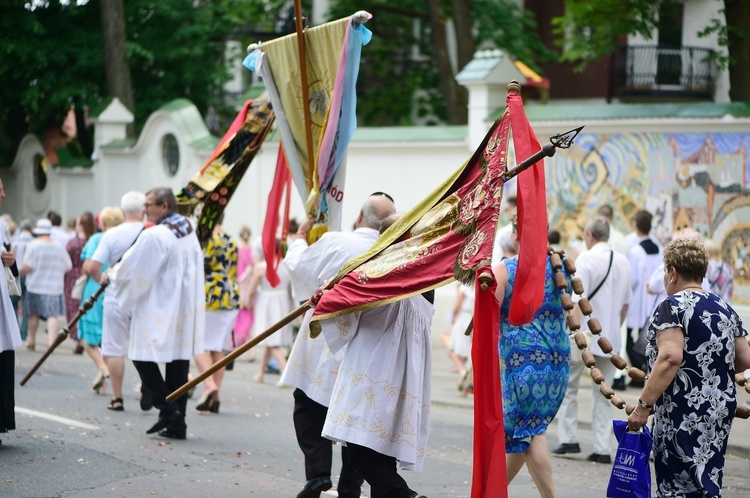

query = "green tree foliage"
[0,0,247,163]
[323,0,555,126]
[552,0,750,101]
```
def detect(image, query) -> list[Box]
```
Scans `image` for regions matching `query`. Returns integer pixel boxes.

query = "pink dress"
[64,236,86,339]
[230,246,254,347]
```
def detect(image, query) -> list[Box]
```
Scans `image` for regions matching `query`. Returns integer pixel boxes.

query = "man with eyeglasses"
[282,192,396,498]
[104,187,205,440]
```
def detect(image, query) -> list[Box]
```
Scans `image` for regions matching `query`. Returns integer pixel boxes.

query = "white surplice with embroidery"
[321,295,433,472]
[111,225,205,362]
[0,229,21,353]
[280,228,379,407]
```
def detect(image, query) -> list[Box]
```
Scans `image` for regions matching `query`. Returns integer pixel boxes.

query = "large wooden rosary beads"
[550,248,750,420]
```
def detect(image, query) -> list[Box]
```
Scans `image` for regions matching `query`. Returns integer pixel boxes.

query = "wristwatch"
[638,398,653,410]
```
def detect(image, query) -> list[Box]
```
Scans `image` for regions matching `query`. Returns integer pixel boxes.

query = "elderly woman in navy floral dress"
[628,238,750,497]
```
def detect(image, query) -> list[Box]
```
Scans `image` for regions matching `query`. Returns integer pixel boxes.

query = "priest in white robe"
[320,289,433,497]
[281,193,395,498]
[0,178,22,446]
[108,187,204,440]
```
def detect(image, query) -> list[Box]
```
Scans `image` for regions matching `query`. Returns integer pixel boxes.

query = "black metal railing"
[613,45,717,100]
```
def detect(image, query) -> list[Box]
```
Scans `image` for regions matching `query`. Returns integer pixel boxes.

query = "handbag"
[71,274,87,300]
[607,420,652,498]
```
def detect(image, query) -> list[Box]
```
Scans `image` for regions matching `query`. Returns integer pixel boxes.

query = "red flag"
[262,146,292,287]
[309,104,513,323]
[471,267,507,498]
[507,93,548,325]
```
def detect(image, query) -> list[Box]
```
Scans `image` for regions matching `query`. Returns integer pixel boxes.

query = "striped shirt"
[24,239,73,295]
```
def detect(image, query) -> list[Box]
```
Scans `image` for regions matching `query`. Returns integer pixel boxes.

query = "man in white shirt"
[86,191,146,412]
[0,178,22,445]
[553,218,631,464]
[596,204,627,255]
[625,210,662,383]
[282,193,395,498]
[48,210,74,248]
[320,214,433,497]
[106,188,204,439]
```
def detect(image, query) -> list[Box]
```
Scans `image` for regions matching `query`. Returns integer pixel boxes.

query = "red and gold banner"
[310,95,513,322]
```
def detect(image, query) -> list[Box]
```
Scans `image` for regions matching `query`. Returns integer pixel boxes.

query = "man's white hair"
[121,191,146,215]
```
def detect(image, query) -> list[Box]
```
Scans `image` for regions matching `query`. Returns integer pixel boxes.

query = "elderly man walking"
[106,187,204,439]
[87,191,146,412]
[319,214,433,498]
[282,193,395,498]
[553,217,631,464]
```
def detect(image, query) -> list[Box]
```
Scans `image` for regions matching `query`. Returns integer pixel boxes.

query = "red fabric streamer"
[262,146,291,287]
[507,93,548,325]
[471,267,508,498]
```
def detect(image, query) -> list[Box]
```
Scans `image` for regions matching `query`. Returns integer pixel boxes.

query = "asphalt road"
[2,341,750,498]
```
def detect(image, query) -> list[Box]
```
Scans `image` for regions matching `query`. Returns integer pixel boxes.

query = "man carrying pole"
[318,213,433,498]
[282,193,395,498]
[104,187,204,439]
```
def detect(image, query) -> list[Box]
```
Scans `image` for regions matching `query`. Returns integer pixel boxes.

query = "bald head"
[379,213,404,234]
[357,194,396,230]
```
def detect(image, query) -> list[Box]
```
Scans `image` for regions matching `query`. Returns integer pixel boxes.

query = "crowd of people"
[0,185,294,442]
[1,177,749,498]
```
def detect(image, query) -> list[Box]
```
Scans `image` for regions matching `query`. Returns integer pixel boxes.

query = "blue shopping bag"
[607,420,652,498]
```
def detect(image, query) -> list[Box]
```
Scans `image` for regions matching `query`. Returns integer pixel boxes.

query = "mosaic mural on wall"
[543,132,750,304]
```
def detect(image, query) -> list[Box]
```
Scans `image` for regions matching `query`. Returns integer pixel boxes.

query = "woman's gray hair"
[120,191,147,215]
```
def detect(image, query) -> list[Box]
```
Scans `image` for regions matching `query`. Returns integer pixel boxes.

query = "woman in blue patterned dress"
[628,238,750,497]
[492,217,570,498]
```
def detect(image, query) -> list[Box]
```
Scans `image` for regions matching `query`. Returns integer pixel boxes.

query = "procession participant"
[625,209,661,384]
[105,187,204,438]
[0,178,22,447]
[282,193,395,498]
[553,217,631,464]
[87,191,146,411]
[20,219,73,350]
[320,214,433,498]
[48,210,74,248]
[193,213,240,413]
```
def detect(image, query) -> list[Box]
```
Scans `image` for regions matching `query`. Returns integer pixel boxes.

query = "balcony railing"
[613,45,717,101]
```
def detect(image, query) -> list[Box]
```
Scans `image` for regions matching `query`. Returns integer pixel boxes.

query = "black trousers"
[292,388,363,498]
[347,442,416,498]
[626,327,648,375]
[133,360,189,434]
[0,350,15,433]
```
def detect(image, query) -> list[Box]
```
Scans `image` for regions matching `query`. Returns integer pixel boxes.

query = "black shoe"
[612,377,627,391]
[587,453,612,464]
[146,410,182,435]
[140,385,153,411]
[157,429,186,440]
[297,476,332,498]
[628,380,645,389]
[551,443,581,454]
